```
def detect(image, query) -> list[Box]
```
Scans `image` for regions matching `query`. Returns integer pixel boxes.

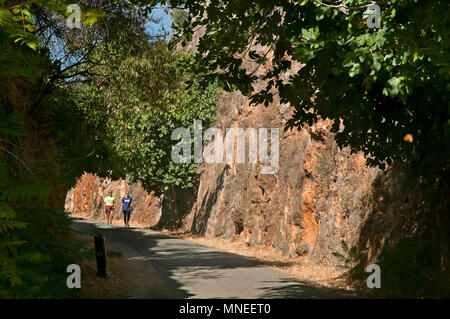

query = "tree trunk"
[171,186,179,218]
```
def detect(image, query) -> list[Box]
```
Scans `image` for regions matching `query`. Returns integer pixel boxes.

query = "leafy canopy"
[0,0,164,297]
[75,43,219,195]
[161,0,449,179]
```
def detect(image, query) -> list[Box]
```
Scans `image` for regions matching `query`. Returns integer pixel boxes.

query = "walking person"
[104,190,116,228]
[121,191,132,227]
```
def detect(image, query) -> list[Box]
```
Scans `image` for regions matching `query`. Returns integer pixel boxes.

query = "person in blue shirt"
[121,191,133,227]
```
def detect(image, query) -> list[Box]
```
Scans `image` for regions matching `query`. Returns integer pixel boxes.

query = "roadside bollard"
[94,233,107,278]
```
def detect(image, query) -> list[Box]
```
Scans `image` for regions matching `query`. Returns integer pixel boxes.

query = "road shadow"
[74,218,207,298]
[72,218,356,299]
[258,278,353,299]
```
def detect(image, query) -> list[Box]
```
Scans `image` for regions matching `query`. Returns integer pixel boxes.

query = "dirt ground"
[76,233,170,299]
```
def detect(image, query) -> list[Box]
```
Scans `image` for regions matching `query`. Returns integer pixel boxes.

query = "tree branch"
[313,0,377,10]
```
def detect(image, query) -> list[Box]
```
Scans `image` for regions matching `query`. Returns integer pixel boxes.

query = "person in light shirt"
[103,190,116,228]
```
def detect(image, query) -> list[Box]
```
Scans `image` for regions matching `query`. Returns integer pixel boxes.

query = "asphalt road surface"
[72,218,343,299]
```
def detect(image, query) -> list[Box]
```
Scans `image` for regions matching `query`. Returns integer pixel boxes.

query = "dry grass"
[75,233,170,299]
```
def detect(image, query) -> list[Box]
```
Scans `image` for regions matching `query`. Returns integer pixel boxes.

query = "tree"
[0,0,164,297]
[160,0,450,295]
[163,0,449,181]
[74,43,219,196]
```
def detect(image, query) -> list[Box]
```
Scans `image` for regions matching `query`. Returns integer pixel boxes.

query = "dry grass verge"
[75,233,170,299]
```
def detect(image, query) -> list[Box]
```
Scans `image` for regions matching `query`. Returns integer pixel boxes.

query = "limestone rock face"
[65,174,162,227]
[183,86,381,266]
[179,37,391,267]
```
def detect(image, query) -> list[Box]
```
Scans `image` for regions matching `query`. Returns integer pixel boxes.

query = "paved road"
[72,218,341,299]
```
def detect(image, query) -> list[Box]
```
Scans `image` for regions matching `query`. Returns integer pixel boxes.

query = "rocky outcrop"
[183,86,382,266]
[65,174,162,227]
[176,40,385,267]
[65,173,196,229]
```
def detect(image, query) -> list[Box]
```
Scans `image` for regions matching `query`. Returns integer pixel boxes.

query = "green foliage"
[0,202,28,294]
[0,1,111,298]
[170,7,189,32]
[0,1,107,52]
[75,43,220,195]
[0,205,87,298]
[333,241,356,266]
[332,240,366,280]
[45,88,124,185]
[332,237,450,297]
[376,237,449,298]
[0,1,40,51]
[165,2,449,296]
[332,240,356,269]
[164,0,449,181]
[0,111,87,298]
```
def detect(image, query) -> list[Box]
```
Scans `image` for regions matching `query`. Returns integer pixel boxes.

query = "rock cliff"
[65,174,162,227]
[182,89,383,266]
